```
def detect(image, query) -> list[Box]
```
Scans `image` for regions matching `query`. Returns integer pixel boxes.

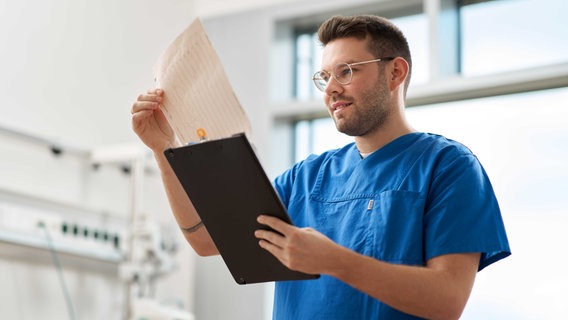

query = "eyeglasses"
[312,57,395,92]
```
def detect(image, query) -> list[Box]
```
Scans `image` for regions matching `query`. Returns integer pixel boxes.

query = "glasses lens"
[334,63,352,84]
[313,79,326,91]
[313,71,329,91]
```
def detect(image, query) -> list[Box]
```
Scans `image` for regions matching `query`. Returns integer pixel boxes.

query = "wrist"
[180,220,204,234]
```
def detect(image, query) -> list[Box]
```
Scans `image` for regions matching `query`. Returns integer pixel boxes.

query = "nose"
[323,76,344,96]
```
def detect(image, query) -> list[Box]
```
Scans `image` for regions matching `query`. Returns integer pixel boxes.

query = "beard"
[331,77,392,137]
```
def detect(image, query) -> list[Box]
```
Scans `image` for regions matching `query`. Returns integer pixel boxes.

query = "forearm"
[154,151,219,256]
[327,247,478,320]
[255,216,479,319]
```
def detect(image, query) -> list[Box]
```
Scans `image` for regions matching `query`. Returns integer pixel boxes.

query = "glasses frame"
[312,57,395,92]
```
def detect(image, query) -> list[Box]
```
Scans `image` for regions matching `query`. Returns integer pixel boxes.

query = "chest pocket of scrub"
[309,190,426,265]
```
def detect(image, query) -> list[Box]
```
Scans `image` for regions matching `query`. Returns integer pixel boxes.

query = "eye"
[335,64,352,82]
[318,71,331,82]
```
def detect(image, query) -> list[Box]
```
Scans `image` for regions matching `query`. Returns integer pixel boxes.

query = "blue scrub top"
[272,132,510,320]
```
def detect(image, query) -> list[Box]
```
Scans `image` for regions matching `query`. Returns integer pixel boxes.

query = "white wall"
[0,1,198,319]
[0,0,195,147]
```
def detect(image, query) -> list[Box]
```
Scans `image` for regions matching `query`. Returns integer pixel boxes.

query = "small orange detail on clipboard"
[197,128,208,141]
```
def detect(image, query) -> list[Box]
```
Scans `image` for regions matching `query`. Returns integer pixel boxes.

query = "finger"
[257,239,286,264]
[257,215,293,235]
[131,101,160,114]
[254,229,284,247]
[258,239,278,253]
[132,109,154,119]
[131,109,154,127]
[146,88,164,96]
[137,92,163,103]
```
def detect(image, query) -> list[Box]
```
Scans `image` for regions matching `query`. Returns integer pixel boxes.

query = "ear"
[388,57,409,92]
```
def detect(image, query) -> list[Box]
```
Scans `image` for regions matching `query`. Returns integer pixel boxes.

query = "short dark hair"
[317,15,412,95]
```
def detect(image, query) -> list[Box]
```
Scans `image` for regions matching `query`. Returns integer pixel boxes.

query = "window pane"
[311,33,323,99]
[311,118,353,155]
[461,0,568,76]
[392,14,429,84]
[293,120,311,163]
[294,31,323,101]
[406,87,568,319]
[293,117,353,162]
[295,33,314,101]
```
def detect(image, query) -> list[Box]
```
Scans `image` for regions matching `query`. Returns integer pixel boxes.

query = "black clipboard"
[164,133,319,284]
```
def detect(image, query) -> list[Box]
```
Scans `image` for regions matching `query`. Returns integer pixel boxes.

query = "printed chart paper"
[154,18,252,145]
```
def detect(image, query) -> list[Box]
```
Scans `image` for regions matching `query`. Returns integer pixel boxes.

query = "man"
[132,15,510,320]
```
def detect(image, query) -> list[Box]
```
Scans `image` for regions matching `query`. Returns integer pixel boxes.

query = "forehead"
[321,37,374,68]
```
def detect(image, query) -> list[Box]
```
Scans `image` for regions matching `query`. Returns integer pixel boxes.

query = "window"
[460,0,568,76]
[406,87,568,319]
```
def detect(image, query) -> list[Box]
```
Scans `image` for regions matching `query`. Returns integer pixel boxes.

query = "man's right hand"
[131,88,175,153]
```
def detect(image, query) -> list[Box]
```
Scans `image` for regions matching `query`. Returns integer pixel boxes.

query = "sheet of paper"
[153,18,252,145]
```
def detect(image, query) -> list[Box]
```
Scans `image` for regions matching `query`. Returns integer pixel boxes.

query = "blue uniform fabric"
[272,132,511,320]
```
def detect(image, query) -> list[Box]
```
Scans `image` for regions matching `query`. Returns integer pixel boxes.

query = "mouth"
[331,101,353,113]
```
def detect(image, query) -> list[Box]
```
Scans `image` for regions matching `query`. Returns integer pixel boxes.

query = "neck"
[354,109,415,154]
